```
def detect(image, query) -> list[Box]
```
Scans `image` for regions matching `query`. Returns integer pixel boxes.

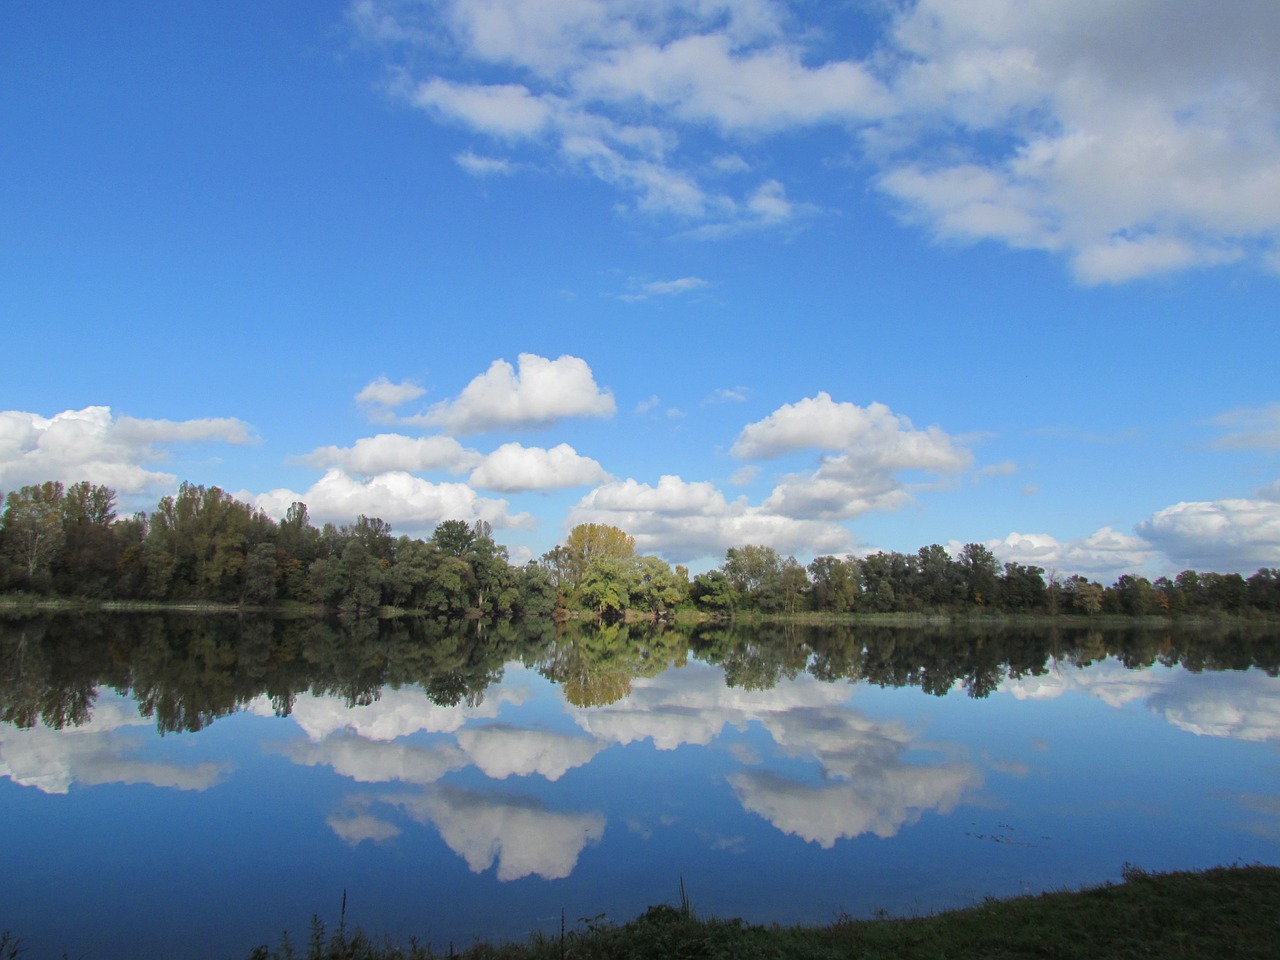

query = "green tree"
[1000,562,1048,611]
[578,555,640,617]
[241,542,279,604]
[958,543,1001,608]
[2,481,67,590]
[631,554,686,614]
[430,519,476,557]
[690,570,738,611]
[808,555,860,612]
[723,544,784,609]
[54,481,119,596]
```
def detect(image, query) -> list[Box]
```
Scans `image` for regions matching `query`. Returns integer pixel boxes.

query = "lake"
[2,615,1279,958]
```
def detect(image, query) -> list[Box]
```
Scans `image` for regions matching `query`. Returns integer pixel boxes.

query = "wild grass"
[234,864,1280,960]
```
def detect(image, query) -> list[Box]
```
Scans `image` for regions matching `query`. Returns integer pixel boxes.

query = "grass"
[226,865,1280,960]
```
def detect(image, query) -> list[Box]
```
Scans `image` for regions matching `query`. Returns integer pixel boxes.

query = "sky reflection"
[3,645,1279,960]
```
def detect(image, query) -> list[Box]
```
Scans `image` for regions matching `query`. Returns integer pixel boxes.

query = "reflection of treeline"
[0,615,555,734]
[687,621,1280,698]
[3,481,1278,619]
[4,616,1278,735]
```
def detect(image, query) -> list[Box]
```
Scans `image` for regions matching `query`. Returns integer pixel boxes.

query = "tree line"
[1,479,1278,617]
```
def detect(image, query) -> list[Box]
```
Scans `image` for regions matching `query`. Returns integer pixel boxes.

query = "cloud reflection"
[387,785,605,881]
[1002,661,1280,743]
[457,725,606,781]
[0,693,225,795]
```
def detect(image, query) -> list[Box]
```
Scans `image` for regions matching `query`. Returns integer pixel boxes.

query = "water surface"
[2,616,1278,958]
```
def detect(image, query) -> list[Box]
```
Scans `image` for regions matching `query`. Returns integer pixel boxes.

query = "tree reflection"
[1,615,1279,733]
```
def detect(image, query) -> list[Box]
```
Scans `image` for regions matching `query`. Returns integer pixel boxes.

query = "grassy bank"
[233,865,1280,960]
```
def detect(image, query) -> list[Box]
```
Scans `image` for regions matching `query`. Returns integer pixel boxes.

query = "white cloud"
[620,275,709,301]
[455,150,517,176]
[572,33,890,132]
[409,353,616,434]
[412,79,555,139]
[301,433,481,476]
[0,406,254,494]
[250,468,533,535]
[1137,498,1280,573]
[359,0,1280,276]
[731,393,971,523]
[567,474,854,563]
[953,527,1157,581]
[878,0,1280,281]
[469,442,609,492]
[355,376,426,412]
[708,387,748,404]
[732,394,968,468]
[1209,404,1280,451]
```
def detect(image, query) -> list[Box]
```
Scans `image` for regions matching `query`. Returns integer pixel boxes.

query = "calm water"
[2,616,1279,959]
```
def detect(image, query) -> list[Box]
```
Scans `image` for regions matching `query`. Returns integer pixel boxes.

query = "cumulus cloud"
[249,468,533,536]
[469,442,610,492]
[356,377,427,422]
[301,433,481,476]
[567,474,854,563]
[733,394,967,467]
[1137,498,1280,573]
[409,354,616,435]
[732,393,971,522]
[566,393,972,561]
[0,406,253,494]
[953,527,1157,581]
[357,0,1280,276]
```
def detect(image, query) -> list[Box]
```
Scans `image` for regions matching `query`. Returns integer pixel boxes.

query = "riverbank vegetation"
[232,864,1279,959]
[2,480,1278,619]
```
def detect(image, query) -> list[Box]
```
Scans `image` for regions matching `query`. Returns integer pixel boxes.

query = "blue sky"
[2,0,1278,578]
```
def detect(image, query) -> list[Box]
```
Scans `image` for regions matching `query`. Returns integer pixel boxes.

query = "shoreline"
[2,595,1276,628]
[234,864,1279,960]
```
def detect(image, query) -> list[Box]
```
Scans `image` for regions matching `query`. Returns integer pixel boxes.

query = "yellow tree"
[563,523,635,590]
